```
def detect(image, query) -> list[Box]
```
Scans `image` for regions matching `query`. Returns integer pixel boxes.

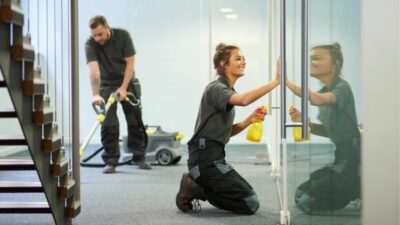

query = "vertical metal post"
[279,0,309,224]
[274,0,281,175]
[208,0,213,82]
[71,0,80,201]
[301,0,309,137]
[280,0,287,139]
[268,0,273,108]
[268,0,281,177]
[279,1,289,224]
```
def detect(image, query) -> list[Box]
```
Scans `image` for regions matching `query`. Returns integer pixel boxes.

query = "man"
[85,15,151,173]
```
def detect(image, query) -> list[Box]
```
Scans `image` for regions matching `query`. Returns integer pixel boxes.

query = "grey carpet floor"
[0,144,361,225]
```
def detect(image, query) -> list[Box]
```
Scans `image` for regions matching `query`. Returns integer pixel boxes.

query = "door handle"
[280,0,309,138]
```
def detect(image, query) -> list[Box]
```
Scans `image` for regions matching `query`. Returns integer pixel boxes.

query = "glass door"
[277,0,363,224]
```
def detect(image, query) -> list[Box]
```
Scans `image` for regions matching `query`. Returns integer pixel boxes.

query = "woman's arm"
[286,80,336,106]
[289,106,328,137]
[229,60,280,106]
[228,79,279,106]
[309,122,328,137]
[231,106,267,136]
[231,117,252,137]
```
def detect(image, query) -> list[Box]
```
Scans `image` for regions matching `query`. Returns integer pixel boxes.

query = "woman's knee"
[243,194,260,214]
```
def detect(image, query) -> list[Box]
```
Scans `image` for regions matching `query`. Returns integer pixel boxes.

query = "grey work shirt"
[85,28,136,87]
[189,75,236,145]
[317,76,359,145]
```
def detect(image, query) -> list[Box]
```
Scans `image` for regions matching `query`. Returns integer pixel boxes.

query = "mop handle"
[79,91,140,157]
[79,92,118,157]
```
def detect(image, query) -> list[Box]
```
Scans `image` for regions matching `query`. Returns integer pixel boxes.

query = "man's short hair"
[89,15,109,29]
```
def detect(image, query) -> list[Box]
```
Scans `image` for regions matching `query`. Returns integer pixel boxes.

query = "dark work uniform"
[187,75,260,214]
[295,76,361,213]
[85,28,146,166]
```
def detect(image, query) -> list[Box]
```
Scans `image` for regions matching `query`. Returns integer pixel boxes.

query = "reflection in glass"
[287,43,361,215]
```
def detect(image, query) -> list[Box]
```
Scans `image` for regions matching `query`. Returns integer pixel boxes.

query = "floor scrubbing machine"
[79,91,183,167]
[122,125,183,165]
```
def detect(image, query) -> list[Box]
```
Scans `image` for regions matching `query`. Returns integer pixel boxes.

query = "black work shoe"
[103,164,116,174]
[137,161,152,170]
[176,172,202,212]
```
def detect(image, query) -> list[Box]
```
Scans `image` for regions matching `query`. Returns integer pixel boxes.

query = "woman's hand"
[250,106,268,123]
[289,105,301,122]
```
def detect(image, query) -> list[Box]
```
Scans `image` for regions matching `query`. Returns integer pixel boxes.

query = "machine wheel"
[156,149,173,165]
[172,156,181,164]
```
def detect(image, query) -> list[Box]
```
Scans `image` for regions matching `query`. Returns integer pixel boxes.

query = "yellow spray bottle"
[246,106,267,142]
[292,126,311,142]
[289,105,311,142]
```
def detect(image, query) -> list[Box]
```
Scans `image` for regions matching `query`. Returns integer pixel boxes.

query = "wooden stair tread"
[42,135,62,153]
[11,43,35,61]
[59,179,76,199]
[23,79,46,96]
[0,159,35,170]
[34,107,54,125]
[0,3,24,26]
[0,108,17,118]
[52,157,69,177]
[0,201,51,213]
[0,181,43,192]
[66,200,81,219]
[0,135,27,145]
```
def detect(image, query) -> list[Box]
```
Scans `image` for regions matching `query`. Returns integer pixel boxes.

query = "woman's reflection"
[286,42,361,214]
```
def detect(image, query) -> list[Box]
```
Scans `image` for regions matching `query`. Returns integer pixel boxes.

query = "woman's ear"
[335,60,340,67]
[333,60,340,75]
[220,60,227,70]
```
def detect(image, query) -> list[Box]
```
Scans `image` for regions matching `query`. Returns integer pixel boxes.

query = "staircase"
[0,1,80,224]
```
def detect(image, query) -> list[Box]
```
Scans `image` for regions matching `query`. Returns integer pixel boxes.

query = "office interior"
[0,0,398,225]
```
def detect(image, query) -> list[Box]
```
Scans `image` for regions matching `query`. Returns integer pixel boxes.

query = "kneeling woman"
[176,43,280,214]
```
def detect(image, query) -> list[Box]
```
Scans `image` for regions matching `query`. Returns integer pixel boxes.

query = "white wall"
[362,0,400,224]
[78,0,270,144]
[78,0,209,144]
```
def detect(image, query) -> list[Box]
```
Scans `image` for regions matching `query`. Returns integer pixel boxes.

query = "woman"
[286,42,361,213]
[176,43,280,214]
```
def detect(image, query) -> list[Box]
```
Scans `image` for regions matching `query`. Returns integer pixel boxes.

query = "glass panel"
[286,0,362,224]
[284,0,313,224]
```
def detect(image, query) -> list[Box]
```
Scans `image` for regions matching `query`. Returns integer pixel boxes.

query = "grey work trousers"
[100,83,146,166]
[188,140,260,214]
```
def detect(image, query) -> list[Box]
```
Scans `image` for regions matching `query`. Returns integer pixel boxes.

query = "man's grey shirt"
[85,28,136,87]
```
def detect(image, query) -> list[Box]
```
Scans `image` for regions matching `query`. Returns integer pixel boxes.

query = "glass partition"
[284,0,362,224]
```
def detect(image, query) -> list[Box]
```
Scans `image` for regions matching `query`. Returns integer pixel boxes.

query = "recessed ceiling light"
[225,14,238,19]
[220,8,233,13]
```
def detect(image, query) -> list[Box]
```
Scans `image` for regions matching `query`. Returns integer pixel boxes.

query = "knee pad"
[296,193,313,214]
[295,189,306,204]
[244,194,260,214]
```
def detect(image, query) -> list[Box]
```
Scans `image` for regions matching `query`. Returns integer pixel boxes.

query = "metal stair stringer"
[0,18,71,225]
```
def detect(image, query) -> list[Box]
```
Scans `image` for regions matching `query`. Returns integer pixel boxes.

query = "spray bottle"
[289,105,310,142]
[246,106,267,142]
